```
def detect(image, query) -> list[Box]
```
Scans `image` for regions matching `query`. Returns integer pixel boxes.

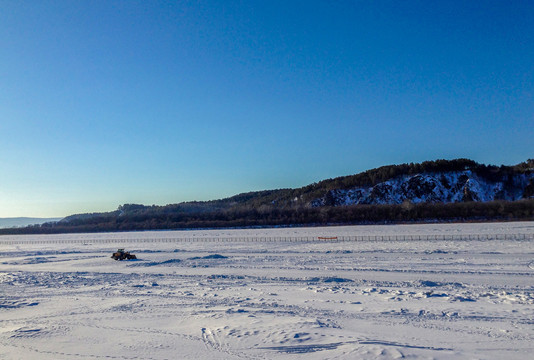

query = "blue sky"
[1,0,533,217]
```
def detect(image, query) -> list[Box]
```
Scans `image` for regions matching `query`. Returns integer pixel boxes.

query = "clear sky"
[1,0,533,218]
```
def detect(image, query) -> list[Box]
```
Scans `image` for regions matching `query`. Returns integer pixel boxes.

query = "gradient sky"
[1,0,533,217]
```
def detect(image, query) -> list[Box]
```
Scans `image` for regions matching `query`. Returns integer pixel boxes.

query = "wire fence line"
[0,233,532,245]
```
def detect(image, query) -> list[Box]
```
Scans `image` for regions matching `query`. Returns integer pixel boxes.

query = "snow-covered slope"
[312,171,534,206]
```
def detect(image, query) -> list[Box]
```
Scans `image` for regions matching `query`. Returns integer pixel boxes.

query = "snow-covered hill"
[312,171,534,206]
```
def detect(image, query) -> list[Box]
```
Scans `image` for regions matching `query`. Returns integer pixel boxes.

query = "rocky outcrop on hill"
[311,171,534,207]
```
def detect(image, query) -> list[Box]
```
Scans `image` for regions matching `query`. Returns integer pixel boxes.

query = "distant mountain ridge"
[60,158,534,221]
[60,158,534,223]
[0,217,62,229]
[4,158,534,234]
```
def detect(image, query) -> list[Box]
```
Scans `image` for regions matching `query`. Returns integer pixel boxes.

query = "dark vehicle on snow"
[111,249,137,260]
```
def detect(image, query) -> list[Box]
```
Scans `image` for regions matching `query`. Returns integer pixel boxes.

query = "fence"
[0,233,532,245]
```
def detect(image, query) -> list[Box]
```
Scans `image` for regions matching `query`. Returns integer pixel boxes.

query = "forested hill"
[3,159,534,234]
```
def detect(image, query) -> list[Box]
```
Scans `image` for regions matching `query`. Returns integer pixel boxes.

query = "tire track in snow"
[0,340,161,360]
[201,327,263,360]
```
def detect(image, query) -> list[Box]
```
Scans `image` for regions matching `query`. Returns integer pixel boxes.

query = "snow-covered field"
[1,222,533,359]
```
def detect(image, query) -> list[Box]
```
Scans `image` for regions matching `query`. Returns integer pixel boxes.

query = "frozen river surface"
[1,222,533,359]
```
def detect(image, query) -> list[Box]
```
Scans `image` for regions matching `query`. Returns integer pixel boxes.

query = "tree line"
[1,199,533,235]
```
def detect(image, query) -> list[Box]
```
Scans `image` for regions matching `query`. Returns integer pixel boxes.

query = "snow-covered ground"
[1,222,533,359]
